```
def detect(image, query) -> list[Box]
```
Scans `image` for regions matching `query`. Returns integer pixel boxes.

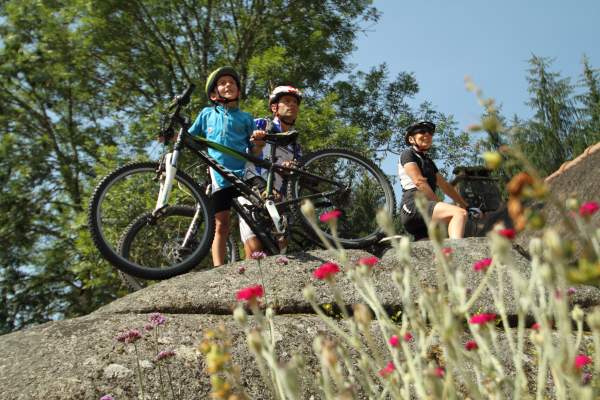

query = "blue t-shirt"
[188,104,255,189]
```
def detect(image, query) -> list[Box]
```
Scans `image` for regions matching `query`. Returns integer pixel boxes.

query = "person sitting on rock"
[398,121,480,240]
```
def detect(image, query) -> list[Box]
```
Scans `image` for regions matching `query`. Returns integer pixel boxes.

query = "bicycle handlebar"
[168,84,196,110]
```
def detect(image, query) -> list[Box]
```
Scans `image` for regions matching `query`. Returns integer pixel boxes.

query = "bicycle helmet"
[405,120,436,145]
[205,66,241,102]
[269,86,303,108]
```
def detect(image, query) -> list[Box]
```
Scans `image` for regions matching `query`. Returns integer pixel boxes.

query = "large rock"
[2,243,600,399]
[96,243,600,319]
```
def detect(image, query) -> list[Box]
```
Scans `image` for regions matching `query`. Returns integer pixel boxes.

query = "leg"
[212,210,230,266]
[431,202,468,239]
[243,237,263,260]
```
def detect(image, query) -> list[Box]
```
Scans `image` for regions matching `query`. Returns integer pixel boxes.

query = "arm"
[436,173,468,208]
[404,162,439,202]
[249,130,266,155]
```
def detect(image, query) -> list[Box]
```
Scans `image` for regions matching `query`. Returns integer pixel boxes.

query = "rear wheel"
[88,162,214,280]
[287,148,395,248]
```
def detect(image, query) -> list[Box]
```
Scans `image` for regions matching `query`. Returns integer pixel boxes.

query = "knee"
[215,220,230,236]
[454,207,468,220]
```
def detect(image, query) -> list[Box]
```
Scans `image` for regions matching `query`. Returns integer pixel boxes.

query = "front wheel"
[287,148,396,248]
[88,162,215,279]
[117,208,239,292]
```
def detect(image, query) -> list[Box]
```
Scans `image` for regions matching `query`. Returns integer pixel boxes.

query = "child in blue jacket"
[188,66,265,266]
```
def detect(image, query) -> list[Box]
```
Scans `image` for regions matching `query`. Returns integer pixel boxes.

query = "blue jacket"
[188,104,255,189]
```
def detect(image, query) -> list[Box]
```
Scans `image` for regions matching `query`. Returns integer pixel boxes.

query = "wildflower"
[442,247,453,256]
[144,323,154,332]
[116,329,143,344]
[155,350,176,362]
[434,367,445,378]
[473,258,492,272]
[567,287,577,296]
[358,256,379,267]
[319,209,342,222]
[469,313,497,325]
[389,335,399,347]
[497,228,516,240]
[251,251,266,260]
[579,201,599,217]
[482,151,502,170]
[100,396,115,400]
[378,361,395,377]
[235,285,264,302]
[574,354,592,370]
[403,332,413,342]
[531,322,541,331]
[465,340,478,351]
[313,262,340,280]
[275,256,289,265]
[582,372,593,385]
[237,266,246,274]
[148,312,166,327]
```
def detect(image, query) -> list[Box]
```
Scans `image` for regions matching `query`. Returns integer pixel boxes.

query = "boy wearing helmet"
[238,86,303,258]
[398,121,475,240]
[188,66,266,266]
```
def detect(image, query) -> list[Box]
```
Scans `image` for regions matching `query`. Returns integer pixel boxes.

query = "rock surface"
[1,243,600,399]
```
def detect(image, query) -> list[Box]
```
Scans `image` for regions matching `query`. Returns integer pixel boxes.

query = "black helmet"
[205,66,241,101]
[405,121,436,145]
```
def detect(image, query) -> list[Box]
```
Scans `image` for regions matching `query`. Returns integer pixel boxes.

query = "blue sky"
[351,0,600,180]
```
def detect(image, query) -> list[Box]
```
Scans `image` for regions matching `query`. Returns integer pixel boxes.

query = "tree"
[514,55,581,176]
[576,55,600,151]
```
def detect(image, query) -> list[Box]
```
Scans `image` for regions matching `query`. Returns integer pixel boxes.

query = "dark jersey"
[398,147,439,197]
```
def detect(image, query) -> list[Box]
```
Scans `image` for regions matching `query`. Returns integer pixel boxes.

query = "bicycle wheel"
[117,206,239,292]
[88,162,215,279]
[287,148,395,248]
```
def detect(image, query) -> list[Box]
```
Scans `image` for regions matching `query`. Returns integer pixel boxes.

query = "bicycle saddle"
[264,130,299,146]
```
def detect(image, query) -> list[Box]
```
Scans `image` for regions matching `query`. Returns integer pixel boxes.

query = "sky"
[350,0,600,180]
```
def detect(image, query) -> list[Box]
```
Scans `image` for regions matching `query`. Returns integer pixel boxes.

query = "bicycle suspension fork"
[154,127,185,213]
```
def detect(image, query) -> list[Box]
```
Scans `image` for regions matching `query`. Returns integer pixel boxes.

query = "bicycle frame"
[155,125,346,255]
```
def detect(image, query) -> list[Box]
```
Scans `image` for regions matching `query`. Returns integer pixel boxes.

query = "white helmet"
[269,86,302,108]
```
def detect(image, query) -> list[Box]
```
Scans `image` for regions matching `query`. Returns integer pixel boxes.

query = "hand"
[281,160,298,169]
[250,130,266,148]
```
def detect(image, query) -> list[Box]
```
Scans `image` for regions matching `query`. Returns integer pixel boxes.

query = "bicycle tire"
[88,162,215,279]
[117,207,239,292]
[287,148,396,248]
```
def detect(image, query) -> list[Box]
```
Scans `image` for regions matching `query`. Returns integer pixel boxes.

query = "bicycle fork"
[154,151,179,212]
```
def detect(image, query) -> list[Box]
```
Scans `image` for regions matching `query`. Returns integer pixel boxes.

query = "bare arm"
[436,173,468,208]
[404,162,439,202]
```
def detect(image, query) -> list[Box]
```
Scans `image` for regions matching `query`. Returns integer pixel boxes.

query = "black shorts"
[212,186,240,213]
[400,196,437,240]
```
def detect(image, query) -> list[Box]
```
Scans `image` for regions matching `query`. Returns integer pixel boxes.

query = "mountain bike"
[87,84,396,280]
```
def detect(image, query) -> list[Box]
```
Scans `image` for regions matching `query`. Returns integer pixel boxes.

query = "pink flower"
[100,396,115,400]
[403,332,413,342]
[434,367,445,378]
[155,350,176,362]
[531,322,541,331]
[149,312,166,327]
[236,285,264,302]
[574,354,592,370]
[469,313,497,325]
[579,202,599,217]
[567,287,577,296]
[497,228,516,240]
[464,340,478,351]
[473,258,492,272]
[442,247,453,256]
[237,266,246,274]
[319,209,342,222]
[389,335,399,347]
[251,251,266,260]
[313,262,340,280]
[378,361,396,377]
[276,256,289,265]
[144,323,154,331]
[358,256,379,267]
[116,329,143,344]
